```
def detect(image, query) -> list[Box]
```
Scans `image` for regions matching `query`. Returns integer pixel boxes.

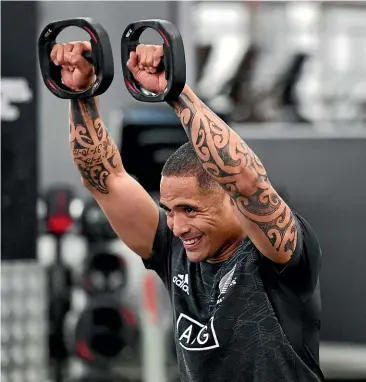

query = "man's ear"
[225,194,237,212]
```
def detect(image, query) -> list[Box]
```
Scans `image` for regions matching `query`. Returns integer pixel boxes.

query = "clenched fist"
[50,41,95,91]
[127,45,167,94]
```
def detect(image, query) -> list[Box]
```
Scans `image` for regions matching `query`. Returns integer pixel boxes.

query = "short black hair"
[162,141,219,191]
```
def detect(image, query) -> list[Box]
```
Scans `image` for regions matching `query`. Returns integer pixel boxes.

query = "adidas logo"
[173,274,189,295]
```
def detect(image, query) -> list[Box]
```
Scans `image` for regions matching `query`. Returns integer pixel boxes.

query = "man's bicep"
[92,172,159,260]
[271,213,322,298]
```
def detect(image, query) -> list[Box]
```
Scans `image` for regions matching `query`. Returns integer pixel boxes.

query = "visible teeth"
[184,237,200,245]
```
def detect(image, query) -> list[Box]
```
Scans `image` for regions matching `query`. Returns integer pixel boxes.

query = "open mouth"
[183,236,202,250]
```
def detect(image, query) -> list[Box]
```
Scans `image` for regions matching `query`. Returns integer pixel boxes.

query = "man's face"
[159,176,243,262]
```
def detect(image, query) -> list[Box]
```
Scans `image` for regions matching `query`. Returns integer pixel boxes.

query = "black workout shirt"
[143,209,324,382]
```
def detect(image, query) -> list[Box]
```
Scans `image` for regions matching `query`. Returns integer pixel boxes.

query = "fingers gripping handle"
[38,17,114,99]
[121,19,186,102]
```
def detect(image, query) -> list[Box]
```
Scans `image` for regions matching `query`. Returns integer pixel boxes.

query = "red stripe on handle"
[125,78,138,94]
[158,29,170,48]
[47,79,58,91]
[84,26,98,43]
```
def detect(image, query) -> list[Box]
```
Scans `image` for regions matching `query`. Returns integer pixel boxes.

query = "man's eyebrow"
[159,202,198,211]
[176,203,196,209]
[159,202,170,211]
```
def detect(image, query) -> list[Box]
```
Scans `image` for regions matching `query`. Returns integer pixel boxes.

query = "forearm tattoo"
[171,93,297,255]
[69,98,121,194]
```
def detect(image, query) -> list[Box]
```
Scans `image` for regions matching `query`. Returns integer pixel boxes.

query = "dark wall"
[1,1,38,260]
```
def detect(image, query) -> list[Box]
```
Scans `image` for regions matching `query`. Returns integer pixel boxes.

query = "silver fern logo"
[217,265,237,304]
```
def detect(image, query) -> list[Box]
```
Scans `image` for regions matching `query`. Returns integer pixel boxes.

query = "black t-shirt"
[143,209,324,382]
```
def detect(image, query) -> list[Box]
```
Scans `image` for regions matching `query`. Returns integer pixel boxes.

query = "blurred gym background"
[1,1,366,382]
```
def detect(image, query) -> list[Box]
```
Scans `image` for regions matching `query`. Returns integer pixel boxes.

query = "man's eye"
[184,206,195,214]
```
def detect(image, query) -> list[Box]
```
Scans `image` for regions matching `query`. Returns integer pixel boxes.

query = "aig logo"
[176,314,219,351]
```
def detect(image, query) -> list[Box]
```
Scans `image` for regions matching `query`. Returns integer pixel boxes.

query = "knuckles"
[135,44,163,69]
[50,42,89,63]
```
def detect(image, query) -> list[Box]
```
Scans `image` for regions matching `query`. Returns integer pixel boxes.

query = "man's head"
[160,142,244,263]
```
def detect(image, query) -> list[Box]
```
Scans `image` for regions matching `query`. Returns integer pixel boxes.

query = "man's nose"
[171,215,190,238]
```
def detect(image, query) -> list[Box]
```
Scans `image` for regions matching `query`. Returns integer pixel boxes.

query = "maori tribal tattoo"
[171,92,297,256]
[69,98,121,194]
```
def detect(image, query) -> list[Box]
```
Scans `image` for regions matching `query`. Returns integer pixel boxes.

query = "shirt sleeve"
[270,211,323,300]
[141,207,173,284]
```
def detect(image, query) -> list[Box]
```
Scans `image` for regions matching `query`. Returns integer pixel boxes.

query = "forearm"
[69,97,124,194]
[169,86,298,259]
[169,85,264,196]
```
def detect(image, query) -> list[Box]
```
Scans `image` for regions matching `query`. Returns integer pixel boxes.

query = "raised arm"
[170,86,298,264]
[126,44,299,264]
[51,41,159,259]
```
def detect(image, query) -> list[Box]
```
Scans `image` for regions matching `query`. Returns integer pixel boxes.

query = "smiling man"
[51,40,324,382]
[158,146,245,264]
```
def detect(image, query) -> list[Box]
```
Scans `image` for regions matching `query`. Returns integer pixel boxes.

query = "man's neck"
[206,236,246,264]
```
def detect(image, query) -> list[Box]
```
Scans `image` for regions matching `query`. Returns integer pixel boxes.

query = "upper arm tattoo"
[171,93,297,255]
[70,98,122,194]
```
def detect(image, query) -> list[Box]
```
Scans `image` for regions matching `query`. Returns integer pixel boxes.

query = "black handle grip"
[121,19,186,103]
[82,51,93,64]
[38,17,114,99]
